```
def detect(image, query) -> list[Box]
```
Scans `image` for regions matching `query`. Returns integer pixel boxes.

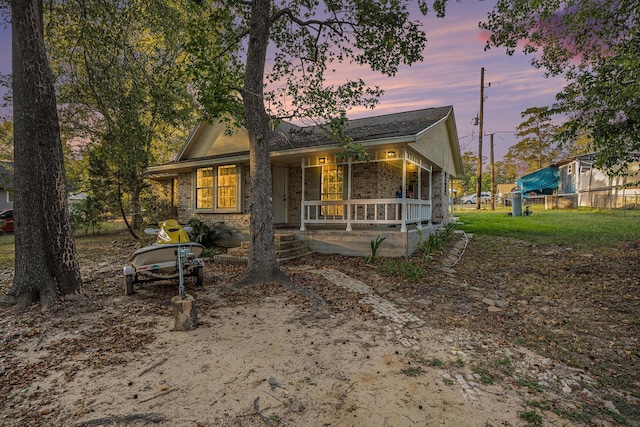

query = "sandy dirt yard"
[1,230,638,426]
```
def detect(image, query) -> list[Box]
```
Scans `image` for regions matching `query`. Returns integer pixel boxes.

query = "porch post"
[418,165,422,199]
[300,157,306,231]
[417,164,423,229]
[346,158,352,231]
[401,150,407,233]
[428,168,432,225]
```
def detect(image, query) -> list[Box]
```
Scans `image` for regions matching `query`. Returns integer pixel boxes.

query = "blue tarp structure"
[516,166,559,195]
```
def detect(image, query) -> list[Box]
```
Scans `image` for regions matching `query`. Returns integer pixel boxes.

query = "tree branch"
[271,7,350,37]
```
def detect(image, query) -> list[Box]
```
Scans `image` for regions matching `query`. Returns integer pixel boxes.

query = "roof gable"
[411,109,463,177]
[177,120,250,161]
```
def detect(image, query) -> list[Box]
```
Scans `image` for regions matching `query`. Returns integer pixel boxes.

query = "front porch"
[284,222,441,258]
[301,198,431,233]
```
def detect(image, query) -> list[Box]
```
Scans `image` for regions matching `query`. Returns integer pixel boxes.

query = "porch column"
[300,157,306,231]
[401,150,407,232]
[346,158,352,231]
[428,168,433,225]
[417,165,423,229]
[448,176,455,219]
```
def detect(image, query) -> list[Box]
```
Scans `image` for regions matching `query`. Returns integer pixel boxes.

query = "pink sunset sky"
[342,0,567,160]
[0,1,567,160]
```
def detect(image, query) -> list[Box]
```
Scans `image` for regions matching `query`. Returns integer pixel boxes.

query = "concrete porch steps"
[213,233,312,266]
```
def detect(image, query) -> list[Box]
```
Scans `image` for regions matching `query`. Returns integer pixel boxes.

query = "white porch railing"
[301,198,431,232]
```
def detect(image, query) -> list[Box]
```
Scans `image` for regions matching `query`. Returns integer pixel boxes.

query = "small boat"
[123,219,205,295]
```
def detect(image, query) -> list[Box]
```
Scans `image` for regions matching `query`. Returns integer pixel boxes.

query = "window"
[6,190,13,203]
[195,165,240,211]
[321,165,344,216]
[196,168,214,209]
[217,165,237,209]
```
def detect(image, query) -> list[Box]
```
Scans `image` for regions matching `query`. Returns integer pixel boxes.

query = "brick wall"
[174,166,251,231]
[352,161,402,199]
[431,170,449,223]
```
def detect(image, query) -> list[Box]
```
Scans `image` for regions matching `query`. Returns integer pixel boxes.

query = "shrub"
[69,196,104,235]
[186,218,232,248]
[141,197,177,227]
[415,223,456,261]
[415,229,443,260]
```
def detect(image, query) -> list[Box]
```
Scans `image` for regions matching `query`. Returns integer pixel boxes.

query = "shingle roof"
[147,106,456,172]
[270,106,452,151]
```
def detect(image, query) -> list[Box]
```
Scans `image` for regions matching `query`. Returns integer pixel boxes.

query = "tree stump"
[171,294,197,331]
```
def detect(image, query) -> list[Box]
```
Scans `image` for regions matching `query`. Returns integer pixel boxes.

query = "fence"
[586,192,640,210]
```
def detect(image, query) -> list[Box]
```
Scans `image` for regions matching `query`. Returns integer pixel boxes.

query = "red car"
[0,209,14,233]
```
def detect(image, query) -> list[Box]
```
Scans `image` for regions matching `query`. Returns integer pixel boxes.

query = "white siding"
[412,120,455,174]
[182,121,249,160]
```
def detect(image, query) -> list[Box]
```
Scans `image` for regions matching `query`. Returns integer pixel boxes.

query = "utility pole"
[476,67,485,210]
[489,132,495,210]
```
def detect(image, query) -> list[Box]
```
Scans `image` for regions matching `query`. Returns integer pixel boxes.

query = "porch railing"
[301,198,431,232]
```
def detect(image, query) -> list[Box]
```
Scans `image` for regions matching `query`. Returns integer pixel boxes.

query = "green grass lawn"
[0,220,130,270]
[454,206,640,250]
[0,234,14,268]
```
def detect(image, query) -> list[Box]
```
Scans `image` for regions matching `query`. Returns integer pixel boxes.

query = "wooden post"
[171,294,197,331]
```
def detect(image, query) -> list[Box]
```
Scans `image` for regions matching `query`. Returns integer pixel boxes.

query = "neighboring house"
[517,153,640,209]
[555,153,640,208]
[496,183,517,205]
[68,192,88,206]
[146,106,463,257]
[0,161,13,211]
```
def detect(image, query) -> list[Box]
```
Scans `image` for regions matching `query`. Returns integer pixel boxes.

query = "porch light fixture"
[318,157,326,164]
[387,150,396,158]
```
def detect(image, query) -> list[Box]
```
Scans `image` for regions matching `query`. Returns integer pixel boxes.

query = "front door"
[272,166,288,224]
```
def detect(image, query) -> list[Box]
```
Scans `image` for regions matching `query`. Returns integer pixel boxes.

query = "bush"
[415,223,456,261]
[186,218,232,249]
[141,197,177,227]
[69,196,104,235]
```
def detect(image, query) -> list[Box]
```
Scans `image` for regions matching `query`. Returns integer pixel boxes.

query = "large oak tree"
[5,0,82,310]
[45,0,199,232]
[187,0,436,287]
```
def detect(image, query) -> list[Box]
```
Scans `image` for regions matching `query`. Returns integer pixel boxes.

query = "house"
[553,153,640,209]
[496,183,517,206]
[0,161,13,211]
[146,106,463,257]
[517,153,640,209]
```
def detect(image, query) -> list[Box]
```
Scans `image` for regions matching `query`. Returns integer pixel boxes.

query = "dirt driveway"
[0,231,638,426]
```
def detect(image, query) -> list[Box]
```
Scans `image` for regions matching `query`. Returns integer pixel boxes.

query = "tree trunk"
[130,179,142,230]
[5,0,82,311]
[235,0,287,287]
